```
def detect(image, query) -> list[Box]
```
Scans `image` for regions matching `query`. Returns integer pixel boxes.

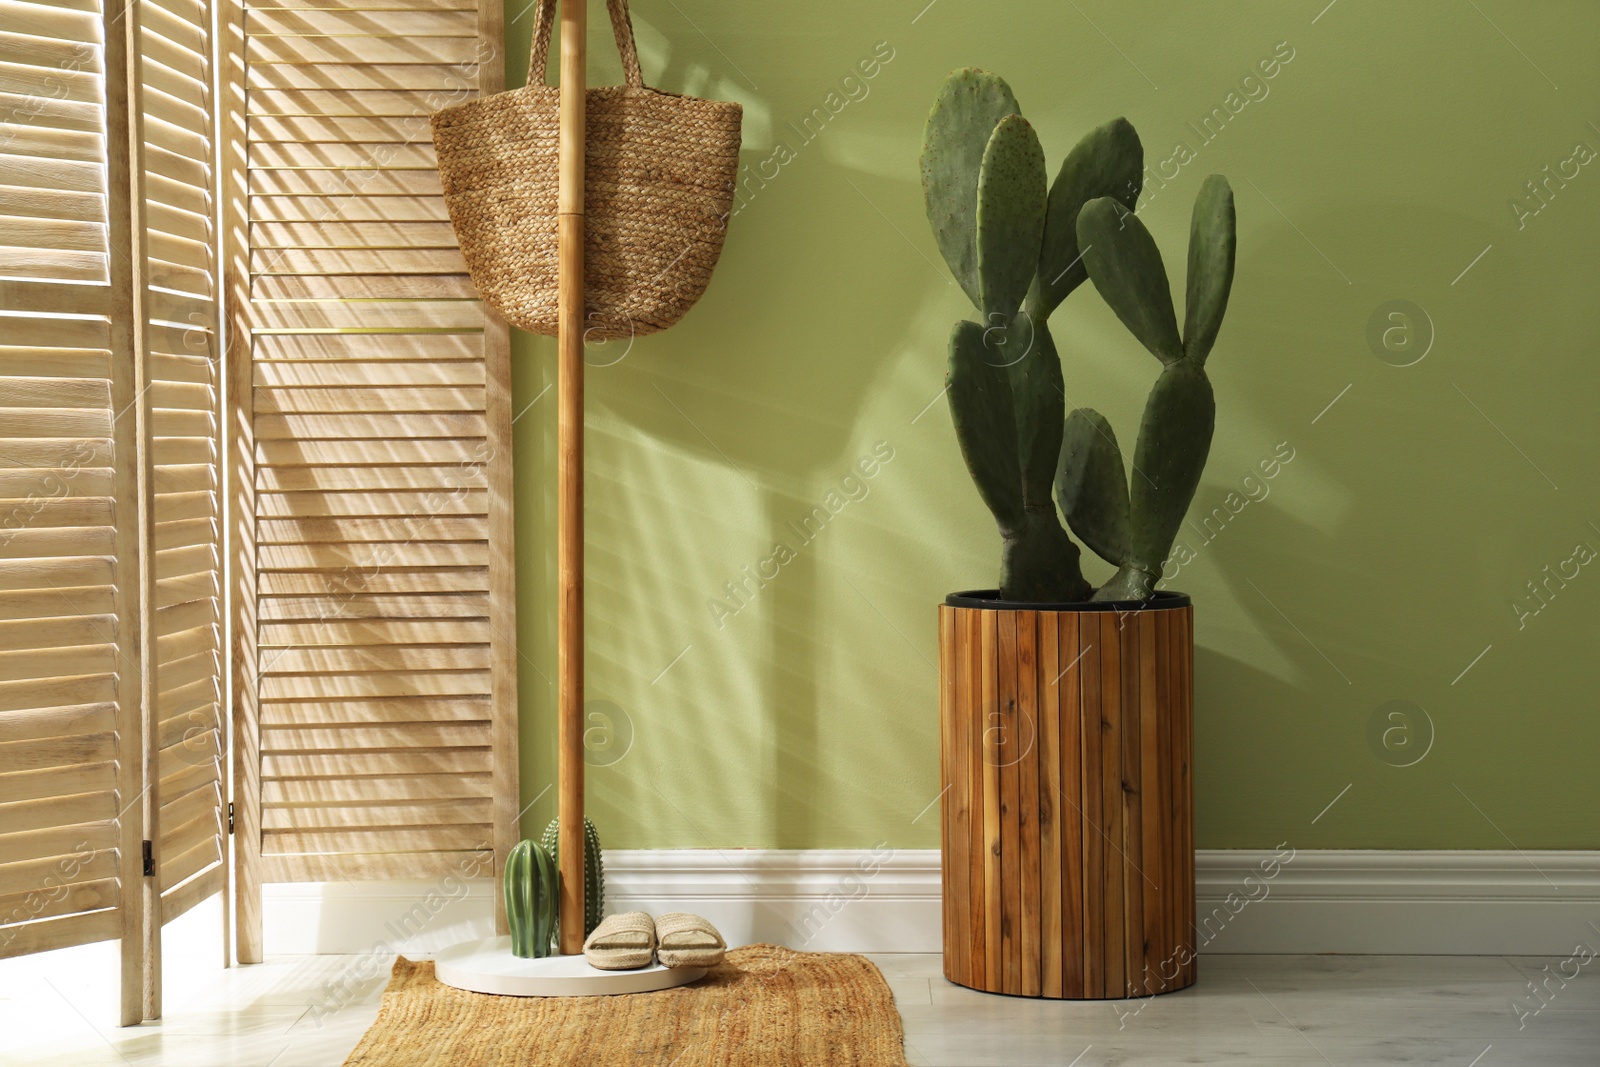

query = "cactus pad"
[1077,197,1183,365]
[1093,359,1215,602]
[976,114,1047,325]
[1007,315,1066,511]
[921,69,1022,310]
[1182,174,1237,363]
[1035,118,1145,318]
[946,319,1025,533]
[1056,408,1131,568]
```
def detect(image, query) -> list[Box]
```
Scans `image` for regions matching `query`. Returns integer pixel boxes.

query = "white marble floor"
[4,935,1596,1065]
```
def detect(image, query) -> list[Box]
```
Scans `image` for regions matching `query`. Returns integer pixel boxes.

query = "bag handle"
[529,0,645,90]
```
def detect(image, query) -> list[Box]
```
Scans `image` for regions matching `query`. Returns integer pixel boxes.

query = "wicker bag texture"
[430,0,743,340]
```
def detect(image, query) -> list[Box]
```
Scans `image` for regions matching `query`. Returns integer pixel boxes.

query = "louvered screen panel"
[0,0,225,1021]
[230,0,516,957]
[143,0,226,926]
[0,0,128,963]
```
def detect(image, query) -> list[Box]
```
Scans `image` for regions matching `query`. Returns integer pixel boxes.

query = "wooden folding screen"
[225,0,517,961]
[0,0,225,1025]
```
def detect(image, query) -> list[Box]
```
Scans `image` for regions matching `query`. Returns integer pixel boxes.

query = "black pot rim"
[945,589,1192,612]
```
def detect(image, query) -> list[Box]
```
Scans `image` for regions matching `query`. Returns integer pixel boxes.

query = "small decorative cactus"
[921,69,1237,602]
[541,816,605,940]
[504,838,558,958]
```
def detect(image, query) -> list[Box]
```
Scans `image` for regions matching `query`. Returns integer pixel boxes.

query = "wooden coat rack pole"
[434,1,716,994]
[556,0,587,956]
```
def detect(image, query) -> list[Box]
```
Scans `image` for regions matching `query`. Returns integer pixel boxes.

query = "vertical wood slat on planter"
[944,606,964,982]
[1179,607,1196,983]
[996,611,1019,994]
[1158,614,1171,991]
[965,606,985,984]
[980,609,1001,983]
[1122,614,1143,989]
[938,612,956,979]
[1037,612,1061,999]
[1079,613,1102,996]
[1016,611,1041,997]
[1059,611,1084,997]
[1099,612,1123,999]
[1168,608,1183,989]
[940,598,1196,1000]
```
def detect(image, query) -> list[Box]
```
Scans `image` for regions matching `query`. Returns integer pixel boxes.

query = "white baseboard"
[261,848,1600,957]
[603,847,932,954]
[1196,848,1600,955]
[263,878,499,957]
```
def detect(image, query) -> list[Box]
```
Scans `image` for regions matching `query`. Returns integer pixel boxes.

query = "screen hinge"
[141,840,154,877]
[227,802,235,835]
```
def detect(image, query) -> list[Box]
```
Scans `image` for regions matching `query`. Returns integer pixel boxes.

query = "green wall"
[507,2,1600,850]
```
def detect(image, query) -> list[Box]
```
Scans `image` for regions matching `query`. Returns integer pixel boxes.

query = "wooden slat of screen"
[229,0,514,960]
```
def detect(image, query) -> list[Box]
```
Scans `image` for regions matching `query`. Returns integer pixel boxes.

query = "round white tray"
[433,936,708,997]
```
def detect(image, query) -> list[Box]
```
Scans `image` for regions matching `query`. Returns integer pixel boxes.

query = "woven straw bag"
[431,0,743,341]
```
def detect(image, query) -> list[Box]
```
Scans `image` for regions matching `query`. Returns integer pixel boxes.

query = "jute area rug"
[342,943,912,1066]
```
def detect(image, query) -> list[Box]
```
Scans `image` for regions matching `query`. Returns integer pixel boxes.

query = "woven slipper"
[654,912,726,968]
[582,911,656,971]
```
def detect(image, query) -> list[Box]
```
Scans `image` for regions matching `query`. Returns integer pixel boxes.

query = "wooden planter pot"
[938,591,1196,1000]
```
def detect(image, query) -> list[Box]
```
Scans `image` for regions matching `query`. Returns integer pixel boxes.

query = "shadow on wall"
[593,161,927,832]
[511,17,947,848]
[1181,197,1556,848]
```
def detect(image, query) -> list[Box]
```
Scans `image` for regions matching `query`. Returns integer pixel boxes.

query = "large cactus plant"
[922,69,1236,602]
